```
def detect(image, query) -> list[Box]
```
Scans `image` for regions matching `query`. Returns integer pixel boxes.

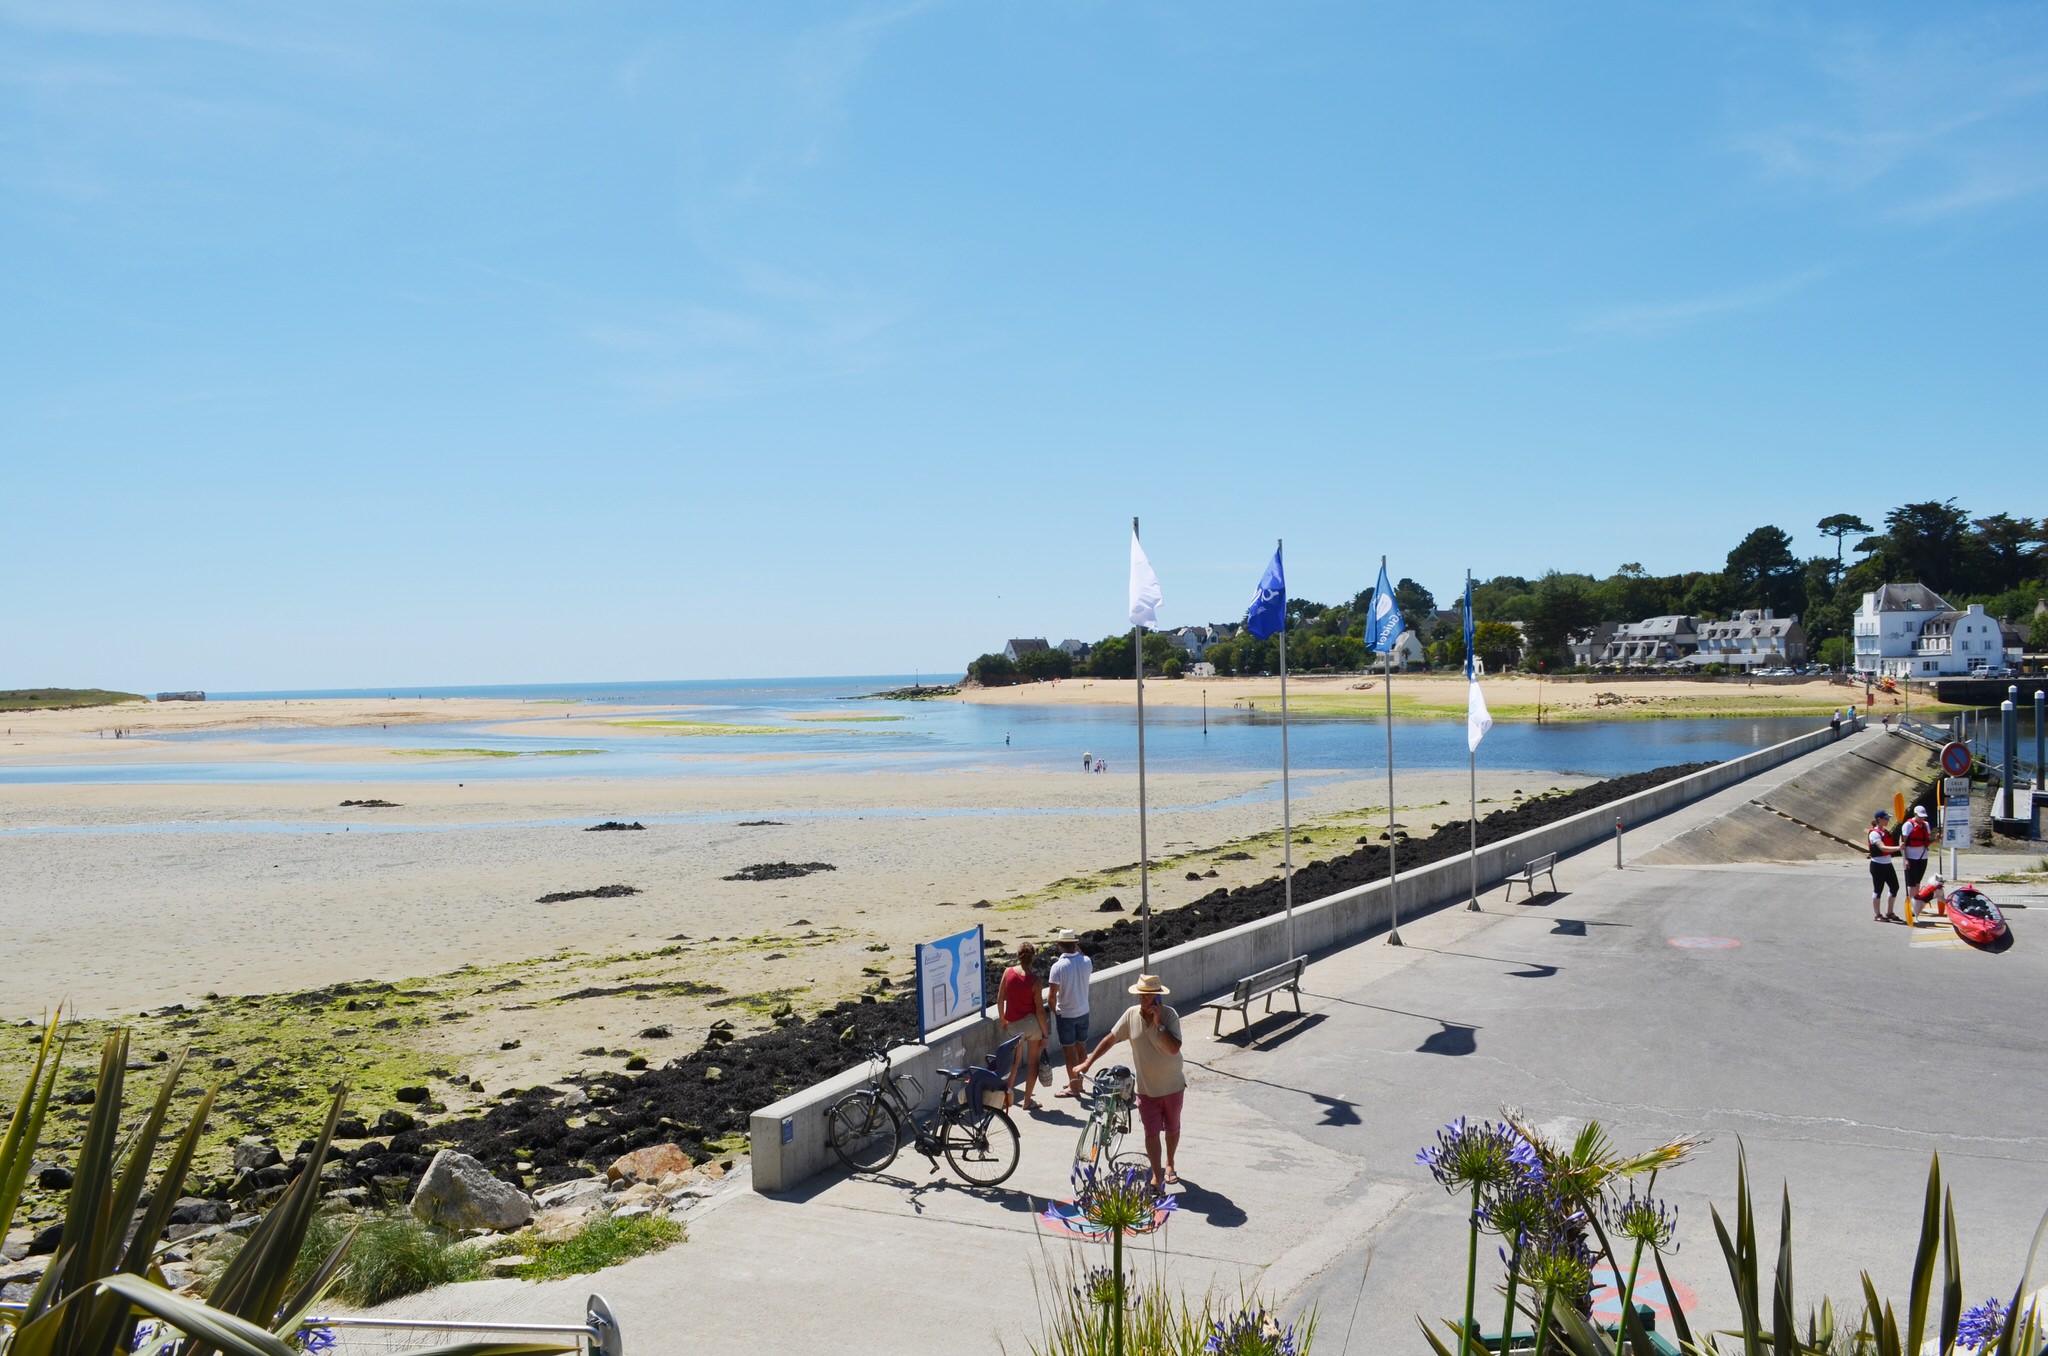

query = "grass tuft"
[289,1210,487,1307]
[513,1214,684,1280]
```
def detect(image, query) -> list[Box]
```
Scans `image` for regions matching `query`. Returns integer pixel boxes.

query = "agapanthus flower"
[1203,1304,1300,1356]
[130,1323,161,1353]
[1957,1298,2012,1350]
[297,1328,338,1356]
[1605,1187,1678,1252]
[1073,1265,1134,1309]
[1071,1161,1174,1232]
[1417,1119,1540,1193]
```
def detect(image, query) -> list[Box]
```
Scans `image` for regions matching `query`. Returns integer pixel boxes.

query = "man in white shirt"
[1045,929,1093,1099]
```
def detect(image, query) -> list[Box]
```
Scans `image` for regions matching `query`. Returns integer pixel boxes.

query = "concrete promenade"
[377,728,2048,1352]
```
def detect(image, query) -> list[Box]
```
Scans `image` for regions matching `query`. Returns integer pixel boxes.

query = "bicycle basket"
[1090,1066,1135,1101]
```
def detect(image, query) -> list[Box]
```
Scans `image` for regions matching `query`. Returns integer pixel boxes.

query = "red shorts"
[1137,1090,1183,1136]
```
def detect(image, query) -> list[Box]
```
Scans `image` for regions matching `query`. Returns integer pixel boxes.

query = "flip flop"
[1165,1169,1180,1185]
[1054,1088,1079,1098]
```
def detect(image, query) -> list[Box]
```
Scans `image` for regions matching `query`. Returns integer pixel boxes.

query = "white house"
[1002,638,1050,664]
[1909,605,2007,676]
[1853,583,1948,677]
[1690,610,1808,670]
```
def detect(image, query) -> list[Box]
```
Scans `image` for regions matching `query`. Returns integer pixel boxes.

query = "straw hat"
[1051,928,1078,944]
[1128,974,1170,996]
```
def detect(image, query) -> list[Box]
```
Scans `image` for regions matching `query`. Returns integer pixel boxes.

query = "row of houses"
[1564,610,1810,669]
[1002,624,1230,667]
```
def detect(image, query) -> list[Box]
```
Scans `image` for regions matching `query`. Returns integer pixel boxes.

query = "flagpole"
[1278,538,1295,962]
[1134,515,1152,972]
[1467,568,1480,912]
[1382,554,1402,947]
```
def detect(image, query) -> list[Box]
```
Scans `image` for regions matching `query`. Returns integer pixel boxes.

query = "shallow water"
[3,674,1823,786]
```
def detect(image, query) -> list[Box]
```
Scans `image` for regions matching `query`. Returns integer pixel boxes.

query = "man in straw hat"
[1045,928,1093,1100]
[1076,973,1185,1188]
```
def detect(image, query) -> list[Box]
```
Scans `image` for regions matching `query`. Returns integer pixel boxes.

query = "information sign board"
[914,925,985,1041]
[1942,801,1971,847]
[1943,776,1972,800]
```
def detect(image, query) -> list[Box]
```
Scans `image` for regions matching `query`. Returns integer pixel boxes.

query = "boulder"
[167,1198,230,1227]
[533,1177,607,1212]
[394,1086,430,1104]
[28,1224,63,1256]
[606,1144,691,1186]
[33,1162,73,1191]
[374,1109,418,1135]
[333,1118,370,1139]
[608,1183,663,1212]
[409,1150,534,1233]
[231,1141,281,1174]
[530,1208,589,1244]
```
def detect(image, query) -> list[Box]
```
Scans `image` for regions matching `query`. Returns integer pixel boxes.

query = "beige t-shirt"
[1114,1003,1185,1098]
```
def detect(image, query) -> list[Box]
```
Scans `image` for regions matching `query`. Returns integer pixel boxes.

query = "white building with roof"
[1605,615,1700,667]
[1853,584,1948,677]
[1690,610,1808,670]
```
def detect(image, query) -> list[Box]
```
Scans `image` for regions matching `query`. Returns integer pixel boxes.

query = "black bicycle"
[824,1042,1022,1187]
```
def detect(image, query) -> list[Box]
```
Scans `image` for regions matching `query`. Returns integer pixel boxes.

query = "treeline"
[965,500,2047,681]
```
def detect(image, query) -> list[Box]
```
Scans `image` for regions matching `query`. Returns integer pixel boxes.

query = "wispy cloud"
[1723,9,2048,222]
[1577,268,1830,338]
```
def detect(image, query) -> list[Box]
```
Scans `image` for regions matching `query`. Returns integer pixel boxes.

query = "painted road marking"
[1590,1263,1698,1324]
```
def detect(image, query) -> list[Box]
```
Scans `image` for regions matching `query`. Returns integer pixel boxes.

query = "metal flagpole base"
[1465,899,1481,912]
[1385,929,1403,946]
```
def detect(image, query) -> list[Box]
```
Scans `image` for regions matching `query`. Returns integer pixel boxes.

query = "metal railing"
[295,1296,621,1356]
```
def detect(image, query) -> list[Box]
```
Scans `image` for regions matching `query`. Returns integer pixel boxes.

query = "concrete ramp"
[1642,733,1937,865]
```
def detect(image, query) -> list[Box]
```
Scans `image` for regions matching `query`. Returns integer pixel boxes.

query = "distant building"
[1002,638,1050,664]
[153,691,205,702]
[1190,661,1217,679]
[1056,638,1092,664]
[1690,610,1807,669]
[1163,624,1221,659]
[1605,616,1700,667]
[1568,621,1619,668]
[1852,584,2011,677]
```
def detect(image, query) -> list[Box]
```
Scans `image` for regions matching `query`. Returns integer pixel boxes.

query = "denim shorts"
[1054,1013,1090,1047]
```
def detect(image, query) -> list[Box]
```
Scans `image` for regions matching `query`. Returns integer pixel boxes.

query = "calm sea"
[1,675,1827,786]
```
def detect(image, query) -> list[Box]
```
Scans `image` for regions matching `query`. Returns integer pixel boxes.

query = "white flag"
[1129,530,1162,629]
[1467,679,1493,752]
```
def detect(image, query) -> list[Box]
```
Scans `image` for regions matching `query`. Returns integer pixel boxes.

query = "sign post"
[914,925,986,1043]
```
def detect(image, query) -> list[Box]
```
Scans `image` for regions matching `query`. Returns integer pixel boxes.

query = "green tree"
[1724,525,1803,615]
[1683,571,1732,617]
[1880,499,1972,593]
[1970,513,2045,595]
[1161,656,1183,679]
[1394,577,1436,634]
[966,652,1018,685]
[2030,608,2048,654]
[1016,647,1072,680]
[1818,636,1853,669]
[1816,513,1872,582]
[1525,573,1600,666]
[1085,635,1130,678]
[1472,620,1522,672]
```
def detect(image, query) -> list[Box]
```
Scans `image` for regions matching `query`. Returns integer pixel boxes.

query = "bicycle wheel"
[826,1090,902,1174]
[1074,1103,1124,1175]
[944,1107,1020,1187]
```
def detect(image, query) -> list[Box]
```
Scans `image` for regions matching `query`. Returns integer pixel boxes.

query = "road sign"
[1944,776,1971,799]
[1940,741,1973,776]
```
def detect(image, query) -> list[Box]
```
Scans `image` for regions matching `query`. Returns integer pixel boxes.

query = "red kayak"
[1945,886,2009,946]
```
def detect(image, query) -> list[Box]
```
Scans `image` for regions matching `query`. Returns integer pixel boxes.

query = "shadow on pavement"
[1169,1178,1247,1228]
[1303,991,1483,1032]
[1212,1010,1329,1051]
[903,1177,1042,1216]
[1186,1055,1363,1128]
[1416,1022,1478,1057]
[1412,947,1559,978]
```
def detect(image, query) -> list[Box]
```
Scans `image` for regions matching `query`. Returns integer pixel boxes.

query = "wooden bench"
[1202,956,1307,1036]
[1502,852,1558,901]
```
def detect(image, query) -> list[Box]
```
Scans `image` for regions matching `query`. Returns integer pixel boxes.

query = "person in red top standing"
[998,942,1048,1111]
[1900,804,1934,896]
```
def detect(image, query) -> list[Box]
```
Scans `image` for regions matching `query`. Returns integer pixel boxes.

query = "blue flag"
[1463,576,1477,680]
[1365,563,1404,653]
[1245,545,1286,640]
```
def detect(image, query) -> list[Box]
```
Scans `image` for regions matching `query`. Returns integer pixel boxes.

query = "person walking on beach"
[1901,805,1933,895]
[1868,810,1902,923]
[1082,750,1092,772]
[998,942,1048,1111]
[1077,974,1185,1189]
[1045,929,1093,1099]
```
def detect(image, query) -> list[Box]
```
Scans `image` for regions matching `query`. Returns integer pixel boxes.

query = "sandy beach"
[953,672,1925,720]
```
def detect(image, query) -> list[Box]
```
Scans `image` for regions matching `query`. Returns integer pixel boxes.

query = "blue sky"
[5,2,2044,689]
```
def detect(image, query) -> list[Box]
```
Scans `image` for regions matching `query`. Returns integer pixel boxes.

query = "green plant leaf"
[1937,1188,1961,1356]
[1655,1246,1696,1355]
[1903,1155,1941,1356]
[204,1087,348,1341]
[0,1012,65,1247]
[271,1224,357,1339]
[1772,1184,1796,1356]
[1417,1315,1461,1356]
[96,1273,300,1356]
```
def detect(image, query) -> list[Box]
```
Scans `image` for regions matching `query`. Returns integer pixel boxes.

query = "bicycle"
[1073,1064,1136,1174]
[824,1041,1021,1187]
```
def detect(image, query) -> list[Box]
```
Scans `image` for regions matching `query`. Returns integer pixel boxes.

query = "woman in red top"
[998,942,1048,1111]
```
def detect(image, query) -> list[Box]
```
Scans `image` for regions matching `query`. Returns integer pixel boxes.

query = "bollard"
[2003,696,2017,821]
[2036,688,2045,793]
[1614,817,1623,869]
